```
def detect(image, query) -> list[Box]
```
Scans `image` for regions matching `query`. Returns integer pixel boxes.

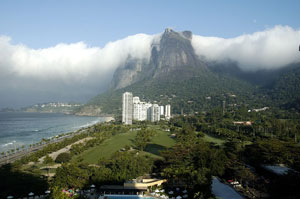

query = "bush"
[44,155,54,164]
[55,153,71,163]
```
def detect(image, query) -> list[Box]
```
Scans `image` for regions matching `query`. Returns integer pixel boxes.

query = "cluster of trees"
[134,128,156,151]
[0,164,48,198]
[52,151,153,190]
[170,106,300,143]
[245,139,300,171]
[168,113,300,198]
[14,133,88,165]
[161,125,227,198]
[13,123,130,166]
[2,109,300,198]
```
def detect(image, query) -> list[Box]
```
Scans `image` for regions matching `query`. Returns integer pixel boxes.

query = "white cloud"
[0,33,156,82]
[0,33,159,108]
[192,25,300,71]
[1,25,300,108]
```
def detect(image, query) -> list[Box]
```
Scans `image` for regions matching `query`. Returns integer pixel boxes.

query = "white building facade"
[165,104,171,120]
[122,92,170,124]
[150,104,160,122]
[122,92,133,125]
[160,105,164,115]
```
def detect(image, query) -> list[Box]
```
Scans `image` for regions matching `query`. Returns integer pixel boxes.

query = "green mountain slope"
[270,63,300,111]
[78,28,300,117]
[85,70,258,116]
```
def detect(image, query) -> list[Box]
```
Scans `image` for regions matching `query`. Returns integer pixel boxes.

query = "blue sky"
[1,0,299,48]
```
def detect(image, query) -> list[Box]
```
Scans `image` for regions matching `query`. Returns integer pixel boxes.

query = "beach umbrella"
[28,192,34,196]
[183,194,188,198]
[45,190,51,194]
[176,196,182,199]
[155,189,160,193]
[7,196,13,199]
[90,184,96,188]
[161,189,165,192]
[168,191,174,194]
[182,190,188,193]
[176,187,180,191]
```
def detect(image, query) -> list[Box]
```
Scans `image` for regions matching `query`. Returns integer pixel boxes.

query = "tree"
[134,128,156,151]
[55,153,71,163]
[44,155,54,164]
[53,163,89,189]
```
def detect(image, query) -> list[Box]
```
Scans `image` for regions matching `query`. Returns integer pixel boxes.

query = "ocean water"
[0,112,106,153]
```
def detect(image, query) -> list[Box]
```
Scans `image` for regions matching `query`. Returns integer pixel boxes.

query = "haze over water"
[0,112,105,153]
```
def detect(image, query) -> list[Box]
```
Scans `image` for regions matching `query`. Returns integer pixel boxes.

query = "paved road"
[0,129,87,166]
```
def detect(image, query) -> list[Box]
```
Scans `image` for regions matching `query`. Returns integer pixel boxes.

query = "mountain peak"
[163,28,192,40]
[110,28,203,90]
[164,28,173,33]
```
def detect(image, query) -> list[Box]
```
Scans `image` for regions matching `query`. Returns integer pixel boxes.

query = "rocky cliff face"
[110,58,147,89]
[110,28,207,90]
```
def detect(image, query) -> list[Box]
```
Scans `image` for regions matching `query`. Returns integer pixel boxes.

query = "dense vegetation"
[80,61,300,120]
[86,70,257,116]
[2,102,300,198]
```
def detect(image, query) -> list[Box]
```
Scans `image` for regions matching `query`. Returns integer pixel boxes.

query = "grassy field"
[72,127,176,164]
[202,133,226,145]
[72,131,137,164]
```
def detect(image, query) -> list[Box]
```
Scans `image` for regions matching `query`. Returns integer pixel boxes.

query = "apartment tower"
[122,92,133,125]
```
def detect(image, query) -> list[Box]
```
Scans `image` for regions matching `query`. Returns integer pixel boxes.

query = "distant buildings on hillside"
[122,92,171,125]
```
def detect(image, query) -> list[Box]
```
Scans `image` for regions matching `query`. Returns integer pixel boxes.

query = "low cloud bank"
[192,26,300,71]
[1,26,300,108]
[0,34,156,81]
[0,33,158,108]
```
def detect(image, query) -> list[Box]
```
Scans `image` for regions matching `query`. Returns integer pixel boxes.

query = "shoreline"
[0,115,114,166]
[1,110,114,118]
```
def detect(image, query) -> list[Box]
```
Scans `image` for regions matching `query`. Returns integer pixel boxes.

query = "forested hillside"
[77,28,300,117]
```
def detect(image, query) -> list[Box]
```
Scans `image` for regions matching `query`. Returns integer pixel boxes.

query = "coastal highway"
[0,129,88,166]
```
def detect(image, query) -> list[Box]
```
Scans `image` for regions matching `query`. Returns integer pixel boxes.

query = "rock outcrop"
[110,28,207,89]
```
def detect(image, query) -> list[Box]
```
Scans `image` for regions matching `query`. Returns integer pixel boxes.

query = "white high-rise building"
[133,96,151,121]
[133,96,140,104]
[165,104,171,120]
[133,97,141,121]
[150,104,160,122]
[160,105,164,115]
[122,92,133,125]
[122,92,164,123]
[140,102,152,121]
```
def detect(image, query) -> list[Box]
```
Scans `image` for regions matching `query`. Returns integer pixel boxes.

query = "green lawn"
[73,127,176,164]
[73,131,137,164]
[145,129,176,156]
[202,133,226,145]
